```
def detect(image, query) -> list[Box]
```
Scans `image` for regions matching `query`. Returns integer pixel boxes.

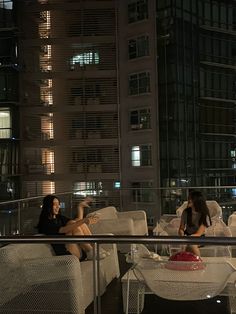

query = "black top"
[38,215,71,256]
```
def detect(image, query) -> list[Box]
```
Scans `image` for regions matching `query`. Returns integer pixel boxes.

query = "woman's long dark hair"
[37,195,60,230]
[186,191,212,227]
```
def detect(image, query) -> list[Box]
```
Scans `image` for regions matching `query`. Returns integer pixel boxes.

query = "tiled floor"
[86,252,231,314]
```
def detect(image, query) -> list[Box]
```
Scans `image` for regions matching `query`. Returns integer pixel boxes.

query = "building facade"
[13,0,236,223]
[0,0,19,201]
[17,0,120,208]
[156,0,236,211]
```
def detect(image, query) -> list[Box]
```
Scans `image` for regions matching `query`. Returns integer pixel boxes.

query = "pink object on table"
[165,251,206,271]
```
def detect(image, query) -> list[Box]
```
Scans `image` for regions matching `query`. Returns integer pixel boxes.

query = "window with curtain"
[131,144,152,166]
[0,108,11,138]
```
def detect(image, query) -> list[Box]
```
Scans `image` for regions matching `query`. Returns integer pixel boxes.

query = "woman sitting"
[178,190,212,256]
[37,194,108,261]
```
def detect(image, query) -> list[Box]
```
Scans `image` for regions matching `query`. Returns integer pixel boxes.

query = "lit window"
[0,108,11,138]
[130,108,151,130]
[231,150,236,158]
[70,52,99,69]
[131,145,152,166]
[0,1,12,10]
[114,181,121,189]
[73,181,103,196]
[42,149,54,174]
[132,146,141,166]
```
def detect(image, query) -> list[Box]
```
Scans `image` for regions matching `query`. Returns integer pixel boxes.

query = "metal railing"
[0,235,236,314]
[1,185,236,235]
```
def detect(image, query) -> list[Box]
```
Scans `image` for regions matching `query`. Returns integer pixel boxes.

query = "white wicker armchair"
[88,206,148,236]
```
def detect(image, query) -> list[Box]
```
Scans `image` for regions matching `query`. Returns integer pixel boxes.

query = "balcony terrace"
[0,187,236,314]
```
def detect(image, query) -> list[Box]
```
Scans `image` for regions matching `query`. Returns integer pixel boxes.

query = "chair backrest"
[207,201,222,219]
[89,206,118,220]
[176,200,222,219]
[163,218,181,236]
[206,218,232,237]
[228,212,236,226]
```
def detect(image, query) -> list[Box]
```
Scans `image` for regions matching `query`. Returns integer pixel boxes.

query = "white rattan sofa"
[88,206,148,236]
[88,206,148,252]
[0,242,120,314]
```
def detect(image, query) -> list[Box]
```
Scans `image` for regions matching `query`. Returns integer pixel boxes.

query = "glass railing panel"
[0,186,236,235]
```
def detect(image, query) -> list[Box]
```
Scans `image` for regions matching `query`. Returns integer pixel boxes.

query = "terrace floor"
[86,252,231,314]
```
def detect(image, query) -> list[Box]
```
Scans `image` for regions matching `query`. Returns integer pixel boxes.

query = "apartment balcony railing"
[0,186,236,236]
[0,235,236,314]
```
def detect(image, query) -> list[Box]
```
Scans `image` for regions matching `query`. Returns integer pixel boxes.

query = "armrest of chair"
[23,255,82,285]
[89,218,135,235]
[20,255,85,314]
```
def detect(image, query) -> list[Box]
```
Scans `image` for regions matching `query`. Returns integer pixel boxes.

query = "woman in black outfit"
[37,194,106,261]
[178,191,212,256]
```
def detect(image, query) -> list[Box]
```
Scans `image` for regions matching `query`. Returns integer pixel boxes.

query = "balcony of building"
[0,186,236,314]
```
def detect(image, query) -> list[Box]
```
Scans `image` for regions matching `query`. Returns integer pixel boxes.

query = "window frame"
[129,71,151,95]
[131,144,152,167]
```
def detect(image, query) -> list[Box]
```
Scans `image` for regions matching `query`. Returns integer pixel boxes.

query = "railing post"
[17,201,21,235]
[93,243,98,314]
[93,243,101,314]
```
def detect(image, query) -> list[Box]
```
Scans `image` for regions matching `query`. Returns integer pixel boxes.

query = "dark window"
[128,35,149,59]
[129,72,150,95]
[128,0,148,23]
[130,108,151,130]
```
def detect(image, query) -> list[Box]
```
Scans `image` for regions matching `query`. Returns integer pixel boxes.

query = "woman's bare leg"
[186,244,200,256]
[79,223,92,235]
[66,225,93,259]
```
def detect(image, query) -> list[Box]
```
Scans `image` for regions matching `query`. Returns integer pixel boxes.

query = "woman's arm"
[75,197,94,221]
[178,221,185,236]
[178,211,186,236]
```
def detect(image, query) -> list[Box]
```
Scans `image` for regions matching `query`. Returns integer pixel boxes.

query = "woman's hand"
[77,197,94,209]
[77,197,94,220]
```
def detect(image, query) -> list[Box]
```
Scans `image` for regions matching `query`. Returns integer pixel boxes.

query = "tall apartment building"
[156,0,236,211]
[0,0,19,201]
[17,0,120,208]
[15,0,236,223]
[119,0,236,220]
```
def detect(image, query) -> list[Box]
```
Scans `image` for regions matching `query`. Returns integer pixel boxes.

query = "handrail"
[0,185,236,205]
[0,235,235,246]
